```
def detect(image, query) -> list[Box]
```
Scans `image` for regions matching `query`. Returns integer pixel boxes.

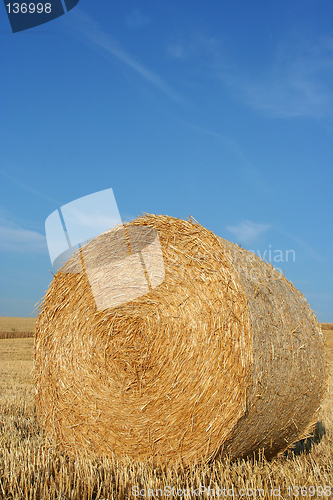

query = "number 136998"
[6,3,52,13]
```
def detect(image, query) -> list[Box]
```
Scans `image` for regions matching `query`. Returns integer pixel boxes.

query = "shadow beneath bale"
[220,420,327,466]
[284,421,326,457]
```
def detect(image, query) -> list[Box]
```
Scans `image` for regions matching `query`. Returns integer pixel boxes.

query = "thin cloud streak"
[279,229,326,263]
[183,122,271,194]
[68,9,184,104]
[0,169,61,205]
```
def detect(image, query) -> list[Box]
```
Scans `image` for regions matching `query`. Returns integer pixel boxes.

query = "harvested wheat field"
[0,324,332,499]
[34,215,327,467]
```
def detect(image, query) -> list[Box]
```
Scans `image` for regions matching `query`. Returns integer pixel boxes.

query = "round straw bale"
[34,214,327,464]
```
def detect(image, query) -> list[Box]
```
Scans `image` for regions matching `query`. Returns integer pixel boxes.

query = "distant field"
[0,316,36,332]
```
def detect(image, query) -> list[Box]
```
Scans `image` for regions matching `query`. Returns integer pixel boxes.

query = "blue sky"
[0,0,332,321]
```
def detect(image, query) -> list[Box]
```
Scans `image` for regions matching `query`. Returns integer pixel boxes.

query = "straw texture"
[34,214,327,464]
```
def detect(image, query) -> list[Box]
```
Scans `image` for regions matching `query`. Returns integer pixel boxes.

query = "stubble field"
[0,319,332,499]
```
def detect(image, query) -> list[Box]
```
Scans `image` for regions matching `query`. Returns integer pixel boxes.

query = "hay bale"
[35,214,327,464]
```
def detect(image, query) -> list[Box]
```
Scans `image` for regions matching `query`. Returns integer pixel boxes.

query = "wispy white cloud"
[226,220,271,244]
[125,8,150,29]
[220,35,333,118]
[68,8,184,103]
[164,29,333,118]
[0,213,47,254]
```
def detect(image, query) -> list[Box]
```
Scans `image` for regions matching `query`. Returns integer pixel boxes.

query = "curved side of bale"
[34,215,253,464]
[34,214,327,464]
[217,238,327,460]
